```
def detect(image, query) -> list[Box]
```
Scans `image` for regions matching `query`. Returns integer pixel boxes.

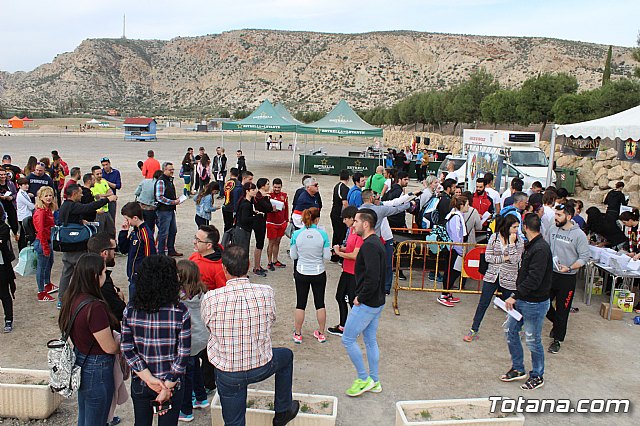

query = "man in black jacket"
[86,232,126,329]
[213,147,227,199]
[57,184,116,306]
[342,208,386,397]
[501,213,552,391]
[381,170,410,230]
[437,178,456,226]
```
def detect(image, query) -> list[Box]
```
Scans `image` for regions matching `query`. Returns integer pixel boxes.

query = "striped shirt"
[202,278,276,372]
[154,179,174,206]
[120,303,191,382]
[483,233,525,291]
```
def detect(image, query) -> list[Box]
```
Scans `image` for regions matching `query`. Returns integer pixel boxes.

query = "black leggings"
[195,215,209,228]
[294,271,326,310]
[336,271,356,326]
[0,269,14,322]
[253,219,266,250]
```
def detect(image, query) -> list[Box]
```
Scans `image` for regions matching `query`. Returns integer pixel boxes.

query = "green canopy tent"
[275,102,303,125]
[221,99,300,160]
[292,99,384,179]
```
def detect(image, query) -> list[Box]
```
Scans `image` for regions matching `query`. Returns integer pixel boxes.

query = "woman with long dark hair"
[290,207,331,343]
[194,181,219,227]
[463,214,524,342]
[253,178,273,276]
[121,255,191,425]
[585,206,626,249]
[234,182,257,260]
[23,156,38,176]
[438,195,469,308]
[181,148,195,197]
[58,253,120,426]
[196,153,211,189]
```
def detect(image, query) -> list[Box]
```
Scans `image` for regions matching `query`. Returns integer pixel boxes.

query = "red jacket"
[189,249,227,291]
[33,207,55,256]
[472,192,493,217]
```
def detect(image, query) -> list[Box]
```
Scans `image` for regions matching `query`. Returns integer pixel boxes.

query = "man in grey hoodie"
[544,203,590,354]
[360,189,416,294]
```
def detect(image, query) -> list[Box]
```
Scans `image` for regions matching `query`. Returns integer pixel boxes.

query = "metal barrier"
[392,239,487,315]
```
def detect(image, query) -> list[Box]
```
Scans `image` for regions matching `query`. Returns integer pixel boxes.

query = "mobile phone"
[151,400,172,414]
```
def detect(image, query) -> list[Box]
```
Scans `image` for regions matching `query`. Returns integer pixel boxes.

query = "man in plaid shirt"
[202,245,299,426]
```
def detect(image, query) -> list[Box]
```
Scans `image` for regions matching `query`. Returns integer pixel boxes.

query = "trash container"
[555,167,577,195]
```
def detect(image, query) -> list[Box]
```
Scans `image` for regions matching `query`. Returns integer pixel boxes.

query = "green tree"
[634,31,640,78]
[233,110,250,119]
[218,109,230,118]
[552,92,594,124]
[423,91,451,133]
[602,45,612,86]
[480,89,519,126]
[590,79,640,117]
[445,68,499,133]
[516,73,578,134]
[384,104,401,125]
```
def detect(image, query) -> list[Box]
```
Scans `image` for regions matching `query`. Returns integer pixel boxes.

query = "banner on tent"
[618,138,640,162]
[465,147,505,193]
[561,136,600,158]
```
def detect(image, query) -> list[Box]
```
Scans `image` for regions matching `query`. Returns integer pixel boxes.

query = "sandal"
[521,376,544,390]
[499,368,527,382]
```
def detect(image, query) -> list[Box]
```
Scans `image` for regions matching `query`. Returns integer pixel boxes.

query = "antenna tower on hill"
[122,14,126,39]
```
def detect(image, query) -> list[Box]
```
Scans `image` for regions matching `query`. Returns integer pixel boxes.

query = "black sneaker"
[499,368,527,382]
[327,325,344,336]
[268,263,276,271]
[273,400,300,426]
[548,340,561,354]
[521,376,544,390]
[253,268,267,277]
[3,321,12,333]
[398,270,407,281]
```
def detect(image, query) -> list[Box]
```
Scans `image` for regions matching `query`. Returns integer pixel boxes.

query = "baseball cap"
[2,154,10,161]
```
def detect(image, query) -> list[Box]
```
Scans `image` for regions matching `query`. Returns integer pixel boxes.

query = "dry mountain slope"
[0,29,634,112]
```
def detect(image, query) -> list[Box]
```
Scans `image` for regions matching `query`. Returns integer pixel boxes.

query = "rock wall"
[384,130,462,154]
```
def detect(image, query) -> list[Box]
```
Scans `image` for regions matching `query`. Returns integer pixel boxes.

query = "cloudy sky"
[3,0,638,72]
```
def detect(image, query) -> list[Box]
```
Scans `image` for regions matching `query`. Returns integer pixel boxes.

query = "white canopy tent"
[547,104,640,184]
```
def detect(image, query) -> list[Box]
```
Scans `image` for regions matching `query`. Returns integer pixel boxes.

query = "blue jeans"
[342,303,384,382]
[470,280,510,332]
[180,355,208,415]
[504,299,550,378]
[33,239,54,293]
[156,210,177,255]
[74,350,115,426]
[384,239,394,293]
[183,175,192,196]
[131,376,184,426]
[215,347,294,426]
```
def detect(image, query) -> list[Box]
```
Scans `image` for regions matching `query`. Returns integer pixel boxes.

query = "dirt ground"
[0,133,638,425]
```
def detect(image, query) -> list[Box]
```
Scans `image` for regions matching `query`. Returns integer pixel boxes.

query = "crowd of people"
[1,145,639,424]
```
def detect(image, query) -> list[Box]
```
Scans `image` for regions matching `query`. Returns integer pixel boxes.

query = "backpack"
[491,205,519,235]
[417,195,440,230]
[22,216,36,243]
[47,297,96,398]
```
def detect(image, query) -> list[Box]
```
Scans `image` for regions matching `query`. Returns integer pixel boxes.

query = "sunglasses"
[555,204,565,210]
[36,162,46,167]
[100,157,110,163]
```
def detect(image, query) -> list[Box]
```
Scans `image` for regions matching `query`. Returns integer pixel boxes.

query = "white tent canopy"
[86,118,101,124]
[555,104,640,140]
[547,104,640,184]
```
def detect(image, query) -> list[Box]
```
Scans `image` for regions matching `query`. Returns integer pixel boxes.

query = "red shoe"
[437,295,455,307]
[273,261,287,268]
[37,291,56,302]
[44,283,58,294]
[447,295,461,303]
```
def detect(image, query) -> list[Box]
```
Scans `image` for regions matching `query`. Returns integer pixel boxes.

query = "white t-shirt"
[500,190,512,207]
[486,187,500,208]
[447,170,460,183]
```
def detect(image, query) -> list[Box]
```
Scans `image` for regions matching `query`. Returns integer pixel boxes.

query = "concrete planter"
[211,389,337,426]
[0,368,63,420]
[396,398,525,426]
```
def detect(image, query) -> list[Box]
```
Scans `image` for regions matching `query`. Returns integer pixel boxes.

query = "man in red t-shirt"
[266,178,289,271]
[141,150,161,179]
[327,206,363,336]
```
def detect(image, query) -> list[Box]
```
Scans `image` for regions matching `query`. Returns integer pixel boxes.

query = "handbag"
[479,252,489,275]
[284,221,296,239]
[47,298,96,398]
[13,244,37,276]
[232,226,250,250]
[51,206,98,252]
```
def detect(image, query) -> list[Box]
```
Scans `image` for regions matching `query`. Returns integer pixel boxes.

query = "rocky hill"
[0,29,635,113]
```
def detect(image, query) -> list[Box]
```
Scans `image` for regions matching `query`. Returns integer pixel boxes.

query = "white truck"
[439,130,555,193]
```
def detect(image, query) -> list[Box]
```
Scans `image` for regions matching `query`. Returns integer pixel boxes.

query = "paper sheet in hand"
[481,211,491,223]
[3,191,11,197]
[626,259,640,271]
[493,297,523,321]
[178,195,188,204]
[270,199,285,211]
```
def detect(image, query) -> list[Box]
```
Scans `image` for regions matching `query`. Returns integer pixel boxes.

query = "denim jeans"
[183,175,192,196]
[384,239,394,293]
[215,347,294,426]
[156,210,177,255]
[504,299,550,378]
[131,376,184,426]
[342,303,384,382]
[180,356,208,415]
[33,239,54,293]
[74,350,115,426]
[470,280,510,332]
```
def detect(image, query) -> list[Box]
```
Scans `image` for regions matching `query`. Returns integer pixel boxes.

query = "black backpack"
[22,216,36,243]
